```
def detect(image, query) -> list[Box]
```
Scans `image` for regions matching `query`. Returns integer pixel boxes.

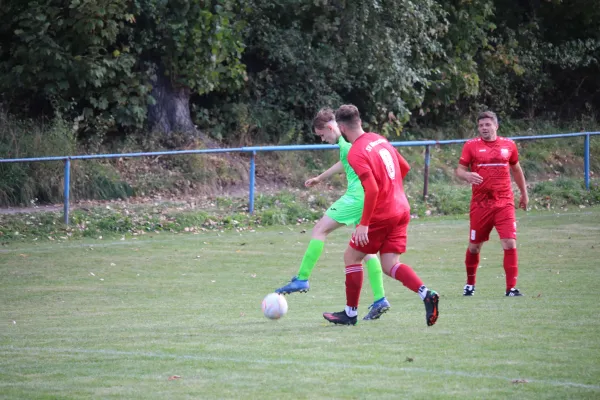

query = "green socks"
[297,239,385,303]
[366,256,386,302]
[297,239,325,280]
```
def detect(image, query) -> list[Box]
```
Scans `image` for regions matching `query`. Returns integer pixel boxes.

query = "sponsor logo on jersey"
[366,138,387,152]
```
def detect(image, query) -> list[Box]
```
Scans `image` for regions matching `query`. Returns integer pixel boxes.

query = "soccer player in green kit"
[275,107,391,320]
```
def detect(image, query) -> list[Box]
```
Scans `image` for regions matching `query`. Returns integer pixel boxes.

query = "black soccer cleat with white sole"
[323,310,357,326]
[424,290,439,326]
[506,288,523,297]
[463,284,475,296]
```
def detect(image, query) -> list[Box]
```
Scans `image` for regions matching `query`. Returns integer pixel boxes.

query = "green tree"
[130,0,246,136]
[477,0,600,119]
[0,0,247,138]
[422,0,495,119]
[194,0,448,143]
[0,0,140,130]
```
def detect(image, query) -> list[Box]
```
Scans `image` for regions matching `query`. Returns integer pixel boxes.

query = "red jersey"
[459,136,519,206]
[348,132,410,224]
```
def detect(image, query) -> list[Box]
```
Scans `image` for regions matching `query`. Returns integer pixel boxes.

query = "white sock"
[418,285,428,300]
[345,306,358,317]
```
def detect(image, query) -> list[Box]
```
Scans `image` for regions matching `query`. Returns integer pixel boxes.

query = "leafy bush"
[531,178,600,208]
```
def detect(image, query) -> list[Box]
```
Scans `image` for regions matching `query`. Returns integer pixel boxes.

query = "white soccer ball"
[262,293,288,320]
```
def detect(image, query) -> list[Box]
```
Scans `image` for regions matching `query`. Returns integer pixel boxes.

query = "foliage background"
[0,0,599,207]
[1,0,598,142]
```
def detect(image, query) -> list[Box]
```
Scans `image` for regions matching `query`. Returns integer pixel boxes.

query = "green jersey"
[338,136,364,199]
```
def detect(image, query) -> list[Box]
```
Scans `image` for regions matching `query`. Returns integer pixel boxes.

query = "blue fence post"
[249,150,256,214]
[63,158,71,225]
[423,145,431,200]
[584,133,590,190]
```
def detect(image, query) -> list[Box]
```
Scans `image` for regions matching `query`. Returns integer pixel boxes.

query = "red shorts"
[469,203,516,243]
[349,210,409,254]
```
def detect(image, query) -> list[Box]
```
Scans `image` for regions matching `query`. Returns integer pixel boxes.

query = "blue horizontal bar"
[1,131,598,163]
[0,155,69,163]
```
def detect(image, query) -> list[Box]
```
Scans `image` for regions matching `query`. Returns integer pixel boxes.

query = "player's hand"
[468,172,483,185]
[519,193,529,210]
[304,177,320,187]
[353,225,369,247]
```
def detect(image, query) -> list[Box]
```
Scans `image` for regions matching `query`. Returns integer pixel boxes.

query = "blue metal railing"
[1,131,598,224]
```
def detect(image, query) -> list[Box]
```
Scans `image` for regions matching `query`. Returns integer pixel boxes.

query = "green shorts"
[325,193,364,226]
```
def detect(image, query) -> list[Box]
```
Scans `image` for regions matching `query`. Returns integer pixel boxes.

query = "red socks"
[345,264,363,308]
[465,250,480,285]
[389,263,423,293]
[503,248,518,290]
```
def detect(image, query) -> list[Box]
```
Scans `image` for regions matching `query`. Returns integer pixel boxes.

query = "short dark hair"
[313,107,335,130]
[335,104,361,127]
[477,111,498,125]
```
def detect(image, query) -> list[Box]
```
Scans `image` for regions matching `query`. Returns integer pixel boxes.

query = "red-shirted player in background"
[456,111,529,297]
[322,104,440,326]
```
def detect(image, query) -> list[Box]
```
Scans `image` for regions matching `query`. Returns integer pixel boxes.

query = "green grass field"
[1,207,600,399]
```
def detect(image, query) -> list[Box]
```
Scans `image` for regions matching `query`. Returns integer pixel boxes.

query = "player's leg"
[298,193,361,281]
[323,209,394,325]
[336,194,391,320]
[464,206,494,296]
[322,245,367,325]
[275,214,343,294]
[381,253,439,326]
[298,215,343,279]
[379,211,440,326]
[362,254,391,320]
[495,205,522,296]
[464,242,484,296]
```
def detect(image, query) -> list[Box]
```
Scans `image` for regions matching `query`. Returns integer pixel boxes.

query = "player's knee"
[501,239,517,250]
[311,222,328,239]
[467,243,482,254]
[344,247,363,265]
[363,254,376,262]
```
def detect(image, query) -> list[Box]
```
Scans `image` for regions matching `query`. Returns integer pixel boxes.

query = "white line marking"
[0,345,598,391]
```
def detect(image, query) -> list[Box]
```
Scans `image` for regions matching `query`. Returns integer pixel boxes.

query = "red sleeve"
[348,148,378,226]
[509,141,519,165]
[458,142,472,167]
[395,151,411,179]
[358,171,378,226]
[347,148,372,178]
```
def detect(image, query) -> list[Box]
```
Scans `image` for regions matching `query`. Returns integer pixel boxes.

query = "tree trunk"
[145,71,250,191]
[148,71,196,135]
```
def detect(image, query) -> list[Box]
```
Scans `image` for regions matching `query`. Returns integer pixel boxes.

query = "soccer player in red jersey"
[322,104,440,326]
[456,111,529,297]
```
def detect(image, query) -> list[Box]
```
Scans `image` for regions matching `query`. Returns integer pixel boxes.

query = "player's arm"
[456,143,483,184]
[510,162,529,210]
[305,161,344,187]
[348,170,378,247]
[348,151,378,247]
[394,150,411,179]
[456,164,482,184]
[347,150,378,226]
[357,171,378,226]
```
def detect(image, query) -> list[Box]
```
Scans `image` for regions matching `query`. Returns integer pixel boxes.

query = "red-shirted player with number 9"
[322,104,440,327]
[456,111,529,297]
